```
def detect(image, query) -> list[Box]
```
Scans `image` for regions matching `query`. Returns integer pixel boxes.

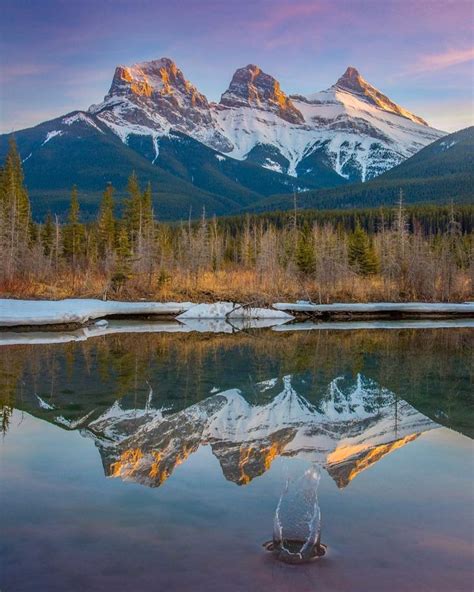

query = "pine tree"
[0,138,31,232]
[295,230,316,275]
[0,138,32,277]
[97,183,116,257]
[142,182,154,233]
[111,224,132,293]
[41,212,54,257]
[123,171,142,248]
[63,186,84,265]
[348,224,379,275]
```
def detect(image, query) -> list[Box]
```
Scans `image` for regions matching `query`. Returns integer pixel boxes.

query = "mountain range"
[1,58,466,220]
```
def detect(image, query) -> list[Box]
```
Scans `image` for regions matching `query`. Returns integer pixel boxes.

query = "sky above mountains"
[1,0,473,134]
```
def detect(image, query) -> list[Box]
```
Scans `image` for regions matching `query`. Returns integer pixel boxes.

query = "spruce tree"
[142,182,154,232]
[123,171,142,247]
[0,138,32,258]
[63,186,84,265]
[348,224,379,275]
[116,224,131,260]
[111,224,132,292]
[295,230,316,275]
[97,183,116,257]
[41,212,54,257]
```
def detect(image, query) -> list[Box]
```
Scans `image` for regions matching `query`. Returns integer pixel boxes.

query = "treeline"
[218,204,474,236]
[1,139,473,302]
[265,172,474,213]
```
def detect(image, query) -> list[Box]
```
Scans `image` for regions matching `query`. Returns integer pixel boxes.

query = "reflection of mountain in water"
[66,374,439,489]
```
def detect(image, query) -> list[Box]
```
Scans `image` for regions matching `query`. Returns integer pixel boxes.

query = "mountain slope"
[381,125,474,179]
[246,126,474,212]
[0,111,241,219]
[0,110,304,219]
[87,58,382,185]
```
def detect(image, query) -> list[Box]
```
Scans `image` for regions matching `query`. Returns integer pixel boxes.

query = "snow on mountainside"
[330,66,427,125]
[88,59,445,183]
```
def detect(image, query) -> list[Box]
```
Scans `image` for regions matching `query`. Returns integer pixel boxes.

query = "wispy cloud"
[0,63,54,83]
[255,1,325,32]
[408,47,474,74]
[247,1,332,50]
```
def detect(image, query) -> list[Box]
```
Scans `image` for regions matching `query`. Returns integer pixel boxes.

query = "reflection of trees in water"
[0,348,25,433]
[0,328,472,435]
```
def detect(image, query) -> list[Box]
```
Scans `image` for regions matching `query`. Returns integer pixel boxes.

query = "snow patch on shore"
[0,299,193,327]
[177,302,293,320]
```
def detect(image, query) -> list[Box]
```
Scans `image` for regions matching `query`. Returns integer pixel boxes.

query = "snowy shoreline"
[0,298,473,331]
[0,299,293,328]
[273,302,474,314]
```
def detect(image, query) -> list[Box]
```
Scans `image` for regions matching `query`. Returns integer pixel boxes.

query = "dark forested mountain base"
[0,112,318,221]
[246,127,474,214]
[0,118,470,221]
[219,205,474,236]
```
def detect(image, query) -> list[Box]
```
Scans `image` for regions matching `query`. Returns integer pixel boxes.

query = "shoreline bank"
[0,299,473,331]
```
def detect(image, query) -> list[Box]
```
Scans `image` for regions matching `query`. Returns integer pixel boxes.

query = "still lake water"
[1,324,473,591]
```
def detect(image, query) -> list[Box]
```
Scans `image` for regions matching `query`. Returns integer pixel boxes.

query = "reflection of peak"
[213,434,293,486]
[327,433,420,488]
[320,373,394,420]
[82,374,439,489]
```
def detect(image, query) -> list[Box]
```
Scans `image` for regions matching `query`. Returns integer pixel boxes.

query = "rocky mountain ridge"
[0,58,450,219]
[87,58,444,182]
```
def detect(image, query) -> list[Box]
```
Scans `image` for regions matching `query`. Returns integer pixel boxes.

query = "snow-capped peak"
[334,66,369,92]
[104,57,209,109]
[332,66,428,126]
[220,64,304,124]
[88,57,232,152]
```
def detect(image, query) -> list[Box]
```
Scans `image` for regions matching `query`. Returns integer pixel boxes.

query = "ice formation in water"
[266,464,326,563]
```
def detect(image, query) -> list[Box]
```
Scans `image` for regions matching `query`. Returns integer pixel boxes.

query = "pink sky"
[1,0,473,132]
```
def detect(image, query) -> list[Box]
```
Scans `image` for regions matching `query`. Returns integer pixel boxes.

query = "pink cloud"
[409,47,474,74]
[247,0,341,51]
[255,1,325,32]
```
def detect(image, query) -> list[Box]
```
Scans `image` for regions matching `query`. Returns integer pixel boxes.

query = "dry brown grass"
[0,266,471,303]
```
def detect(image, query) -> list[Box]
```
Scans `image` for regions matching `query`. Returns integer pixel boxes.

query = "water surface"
[1,326,473,591]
